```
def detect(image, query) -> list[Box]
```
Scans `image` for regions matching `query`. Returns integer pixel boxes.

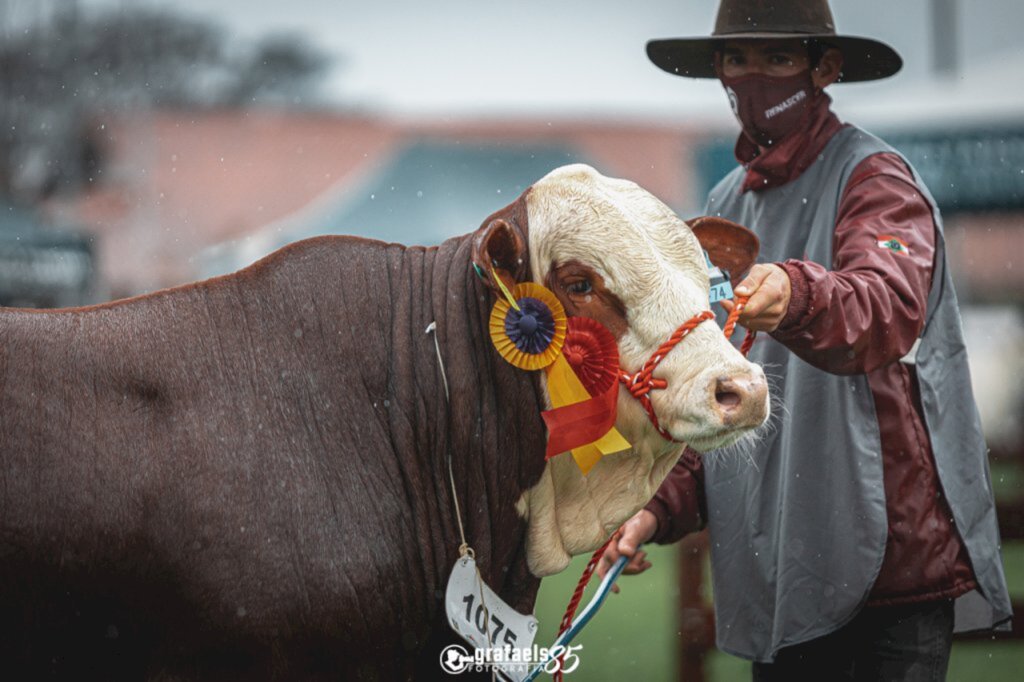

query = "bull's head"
[473,164,769,575]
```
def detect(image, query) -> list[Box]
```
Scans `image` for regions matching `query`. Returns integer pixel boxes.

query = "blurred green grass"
[533,540,1024,681]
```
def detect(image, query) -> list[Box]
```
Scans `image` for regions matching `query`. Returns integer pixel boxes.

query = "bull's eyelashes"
[546,262,629,339]
[564,280,593,296]
[551,264,603,306]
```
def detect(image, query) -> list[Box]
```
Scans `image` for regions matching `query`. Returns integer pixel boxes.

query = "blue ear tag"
[704,250,733,305]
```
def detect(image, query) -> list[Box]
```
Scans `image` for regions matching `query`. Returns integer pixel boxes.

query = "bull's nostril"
[716,390,742,409]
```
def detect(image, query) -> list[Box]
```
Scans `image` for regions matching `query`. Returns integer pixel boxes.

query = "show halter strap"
[618,311,715,441]
[550,294,757,681]
[618,295,756,443]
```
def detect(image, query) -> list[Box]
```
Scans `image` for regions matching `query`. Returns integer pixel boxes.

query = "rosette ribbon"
[489,281,567,371]
[488,281,630,474]
[541,317,630,474]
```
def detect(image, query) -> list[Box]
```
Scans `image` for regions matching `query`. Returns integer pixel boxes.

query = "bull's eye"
[566,280,593,295]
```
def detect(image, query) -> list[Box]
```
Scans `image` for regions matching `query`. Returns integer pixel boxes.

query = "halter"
[618,311,715,441]
[617,296,754,442]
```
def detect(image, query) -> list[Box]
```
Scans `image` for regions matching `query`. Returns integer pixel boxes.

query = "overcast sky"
[83,0,1024,124]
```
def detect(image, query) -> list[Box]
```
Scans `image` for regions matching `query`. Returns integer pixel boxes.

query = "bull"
[0,164,767,680]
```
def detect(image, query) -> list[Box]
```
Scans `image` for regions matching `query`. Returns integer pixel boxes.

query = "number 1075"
[462,594,518,646]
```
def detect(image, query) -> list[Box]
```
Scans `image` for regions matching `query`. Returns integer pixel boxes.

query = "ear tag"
[704,249,734,305]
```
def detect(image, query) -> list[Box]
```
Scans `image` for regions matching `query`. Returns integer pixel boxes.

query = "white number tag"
[445,555,539,681]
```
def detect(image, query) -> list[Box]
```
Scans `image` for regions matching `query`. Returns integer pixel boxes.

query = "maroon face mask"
[721,71,816,147]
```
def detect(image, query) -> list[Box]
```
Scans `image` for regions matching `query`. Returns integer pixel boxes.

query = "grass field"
[533,540,1024,680]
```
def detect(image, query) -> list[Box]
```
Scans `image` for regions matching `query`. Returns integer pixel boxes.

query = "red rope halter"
[617,295,754,442]
[552,295,756,680]
[618,310,715,441]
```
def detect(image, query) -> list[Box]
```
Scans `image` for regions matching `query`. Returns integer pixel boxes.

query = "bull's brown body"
[0,234,547,680]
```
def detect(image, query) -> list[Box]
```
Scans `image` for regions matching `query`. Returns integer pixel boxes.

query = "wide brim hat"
[647,0,902,83]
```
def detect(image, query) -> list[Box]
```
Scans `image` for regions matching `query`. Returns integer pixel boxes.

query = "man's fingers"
[621,550,650,575]
[731,265,791,332]
[602,511,658,591]
[740,287,777,319]
[619,535,639,556]
[597,550,619,580]
[734,264,772,297]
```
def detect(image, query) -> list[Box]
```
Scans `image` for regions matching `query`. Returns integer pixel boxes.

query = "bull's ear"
[471,217,529,295]
[688,216,760,281]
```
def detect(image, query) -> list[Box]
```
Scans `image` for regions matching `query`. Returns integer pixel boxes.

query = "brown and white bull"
[0,164,766,680]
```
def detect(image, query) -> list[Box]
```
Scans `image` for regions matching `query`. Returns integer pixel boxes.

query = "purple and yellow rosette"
[489,282,567,371]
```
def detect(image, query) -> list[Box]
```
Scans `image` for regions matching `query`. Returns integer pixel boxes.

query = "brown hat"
[647,0,902,82]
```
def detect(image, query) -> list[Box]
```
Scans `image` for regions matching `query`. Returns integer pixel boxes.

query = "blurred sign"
[0,243,92,294]
[0,199,95,307]
[890,129,1024,212]
[696,127,1024,213]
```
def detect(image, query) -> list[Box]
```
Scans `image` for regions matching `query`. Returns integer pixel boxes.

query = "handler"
[599,1,1012,679]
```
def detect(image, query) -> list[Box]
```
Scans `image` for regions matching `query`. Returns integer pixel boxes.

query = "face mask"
[721,71,816,147]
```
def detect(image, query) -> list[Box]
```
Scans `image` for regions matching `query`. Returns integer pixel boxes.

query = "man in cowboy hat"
[599,1,1012,679]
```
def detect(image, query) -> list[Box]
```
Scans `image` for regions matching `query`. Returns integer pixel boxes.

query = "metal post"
[677,531,714,682]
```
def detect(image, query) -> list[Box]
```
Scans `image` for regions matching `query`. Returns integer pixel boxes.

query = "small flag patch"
[876,235,910,256]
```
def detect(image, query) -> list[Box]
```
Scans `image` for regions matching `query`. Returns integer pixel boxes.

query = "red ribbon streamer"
[541,380,619,459]
[541,317,621,459]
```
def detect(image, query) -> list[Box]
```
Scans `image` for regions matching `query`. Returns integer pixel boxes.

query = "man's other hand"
[721,263,792,332]
[596,509,658,594]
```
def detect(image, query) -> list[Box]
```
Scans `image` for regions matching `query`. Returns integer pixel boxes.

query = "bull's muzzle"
[711,373,769,428]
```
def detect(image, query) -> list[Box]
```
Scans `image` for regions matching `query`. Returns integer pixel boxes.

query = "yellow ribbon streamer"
[545,354,631,475]
[491,265,521,312]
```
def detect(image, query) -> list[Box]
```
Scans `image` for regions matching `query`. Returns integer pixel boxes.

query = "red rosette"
[561,317,619,395]
[541,317,622,459]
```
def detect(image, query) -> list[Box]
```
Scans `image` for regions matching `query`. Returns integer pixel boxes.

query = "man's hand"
[720,263,792,332]
[596,509,658,594]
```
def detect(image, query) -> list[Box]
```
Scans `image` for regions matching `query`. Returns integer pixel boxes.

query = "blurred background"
[2,0,1021,678]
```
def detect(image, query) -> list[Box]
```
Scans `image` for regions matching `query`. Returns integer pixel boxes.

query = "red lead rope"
[552,296,755,681]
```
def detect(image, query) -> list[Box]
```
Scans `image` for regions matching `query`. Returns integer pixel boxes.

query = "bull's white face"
[514,164,769,576]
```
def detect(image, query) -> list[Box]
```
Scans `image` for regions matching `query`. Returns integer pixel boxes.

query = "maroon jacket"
[646,102,977,605]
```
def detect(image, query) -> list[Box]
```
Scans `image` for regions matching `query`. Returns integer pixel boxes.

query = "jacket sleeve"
[770,152,937,375]
[643,446,706,545]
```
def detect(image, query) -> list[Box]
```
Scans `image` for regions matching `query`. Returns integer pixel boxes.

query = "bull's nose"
[712,374,768,427]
